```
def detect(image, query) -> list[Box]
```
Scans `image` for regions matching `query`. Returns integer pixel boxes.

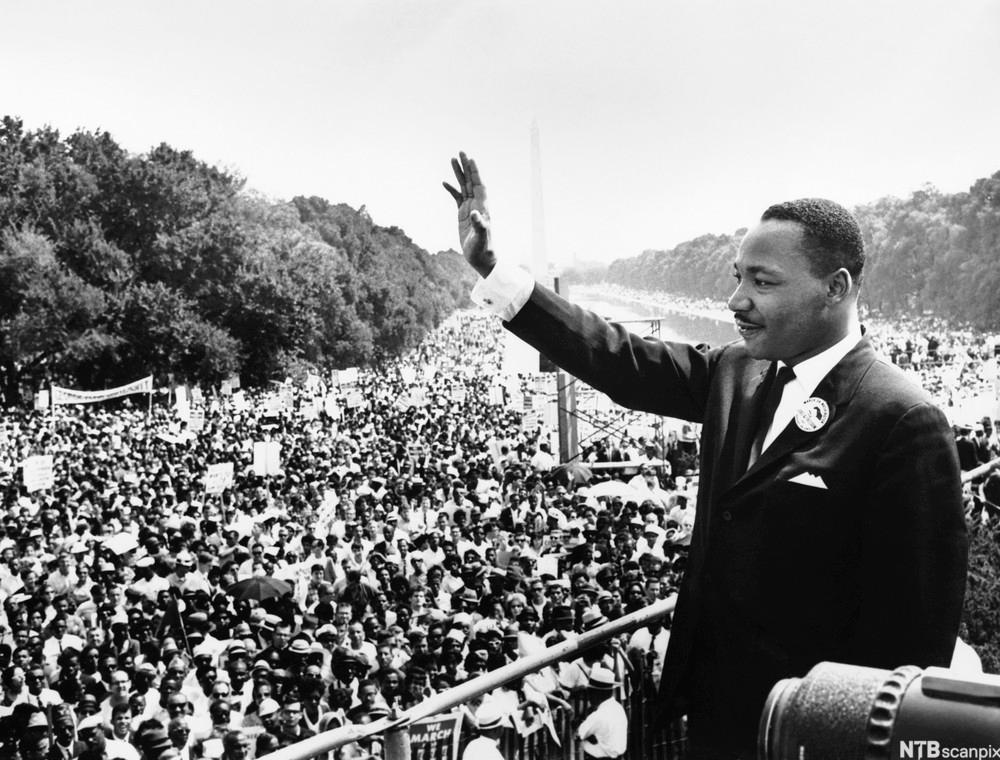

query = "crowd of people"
[0,312,684,760]
[0,305,993,760]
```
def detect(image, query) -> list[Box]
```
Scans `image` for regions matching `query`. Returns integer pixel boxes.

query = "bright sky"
[2,0,998,268]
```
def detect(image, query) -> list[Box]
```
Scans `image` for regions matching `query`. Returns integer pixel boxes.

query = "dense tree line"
[566,172,1000,328]
[0,117,474,403]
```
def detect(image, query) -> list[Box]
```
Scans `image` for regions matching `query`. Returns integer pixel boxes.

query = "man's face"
[360,684,378,707]
[281,704,302,730]
[80,727,106,753]
[229,662,249,690]
[111,670,131,698]
[729,220,840,364]
[26,668,45,695]
[225,733,250,760]
[376,646,393,668]
[272,626,290,649]
[335,605,352,626]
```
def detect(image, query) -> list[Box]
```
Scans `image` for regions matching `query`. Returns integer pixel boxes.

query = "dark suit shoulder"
[855,354,940,415]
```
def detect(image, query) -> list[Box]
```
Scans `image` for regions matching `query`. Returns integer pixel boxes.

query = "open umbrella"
[551,462,594,488]
[226,576,293,603]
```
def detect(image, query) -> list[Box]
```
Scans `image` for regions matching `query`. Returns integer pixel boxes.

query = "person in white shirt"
[628,618,670,690]
[576,666,628,759]
[461,702,506,760]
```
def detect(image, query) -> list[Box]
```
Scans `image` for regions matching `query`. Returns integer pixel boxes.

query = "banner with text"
[52,376,153,406]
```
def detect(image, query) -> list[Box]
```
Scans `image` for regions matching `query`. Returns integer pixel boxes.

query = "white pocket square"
[787,471,828,489]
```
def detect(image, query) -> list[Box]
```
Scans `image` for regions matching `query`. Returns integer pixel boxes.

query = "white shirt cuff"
[470,260,535,321]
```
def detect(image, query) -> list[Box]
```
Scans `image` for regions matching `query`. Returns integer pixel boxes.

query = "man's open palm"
[443,152,496,278]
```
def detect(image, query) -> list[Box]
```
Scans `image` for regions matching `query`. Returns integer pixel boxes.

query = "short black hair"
[761,198,865,284]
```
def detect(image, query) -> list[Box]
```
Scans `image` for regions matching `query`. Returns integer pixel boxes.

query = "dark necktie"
[748,363,796,468]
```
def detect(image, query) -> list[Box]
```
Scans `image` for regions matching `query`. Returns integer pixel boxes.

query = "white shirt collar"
[780,324,863,397]
[760,325,863,453]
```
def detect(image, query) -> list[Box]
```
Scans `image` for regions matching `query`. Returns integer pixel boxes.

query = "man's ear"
[827,268,853,302]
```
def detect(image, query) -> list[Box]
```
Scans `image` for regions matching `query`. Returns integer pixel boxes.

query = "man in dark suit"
[444,153,968,759]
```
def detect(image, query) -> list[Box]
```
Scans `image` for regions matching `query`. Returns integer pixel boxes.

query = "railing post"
[384,718,410,760]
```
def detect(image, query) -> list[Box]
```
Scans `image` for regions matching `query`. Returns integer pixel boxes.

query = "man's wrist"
[471,260,534,320]
[474,254,496,279]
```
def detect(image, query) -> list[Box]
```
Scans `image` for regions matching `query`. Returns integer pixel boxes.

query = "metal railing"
[258,596,678,760]
[961,454,1000,483]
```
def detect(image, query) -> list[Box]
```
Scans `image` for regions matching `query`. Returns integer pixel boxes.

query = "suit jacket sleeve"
[849,400,967,668]
[505,283,718,422]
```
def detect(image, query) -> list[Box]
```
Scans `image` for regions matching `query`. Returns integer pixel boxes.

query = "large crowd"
[0,305,994,760]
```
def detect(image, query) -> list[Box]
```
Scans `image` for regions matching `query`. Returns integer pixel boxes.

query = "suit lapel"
[733,338,877,486]
[720,363,772,490]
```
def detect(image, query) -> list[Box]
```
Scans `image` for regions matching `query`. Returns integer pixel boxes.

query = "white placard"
[337,367,359,387]
[204,462,234,494]
[188,409,205,433]
[23,455,55,493]
[252,441,282,476]
[232,390,248,411]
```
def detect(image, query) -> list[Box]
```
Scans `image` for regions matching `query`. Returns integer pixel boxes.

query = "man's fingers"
[459,152,474,198]
[442,182,463,206]
[451,157,466,195]
[466,156,486,201]
[470,209,489,231]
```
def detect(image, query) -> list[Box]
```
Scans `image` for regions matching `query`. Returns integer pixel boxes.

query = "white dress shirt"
[577,695,628,758]
[761,325,863,452]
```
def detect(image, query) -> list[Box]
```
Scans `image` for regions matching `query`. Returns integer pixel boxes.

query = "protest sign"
[23,455,55,493]
[188,409,205,433]
[336,367,359,388]
[536,555,560,579]
[408,711,463,760]
[252,442,282,477]
[204,462,234,494]
[232,390,248,412]
[522,410,541,431]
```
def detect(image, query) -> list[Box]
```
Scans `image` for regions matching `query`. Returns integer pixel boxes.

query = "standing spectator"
[576,667,627,760]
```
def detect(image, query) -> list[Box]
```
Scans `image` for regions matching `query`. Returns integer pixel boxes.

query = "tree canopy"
[0,116,474,403]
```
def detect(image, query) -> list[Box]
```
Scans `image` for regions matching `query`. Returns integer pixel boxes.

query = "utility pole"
[531,121,578,462]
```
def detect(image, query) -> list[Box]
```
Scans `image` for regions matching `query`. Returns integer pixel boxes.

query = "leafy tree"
[0,229,112,401]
